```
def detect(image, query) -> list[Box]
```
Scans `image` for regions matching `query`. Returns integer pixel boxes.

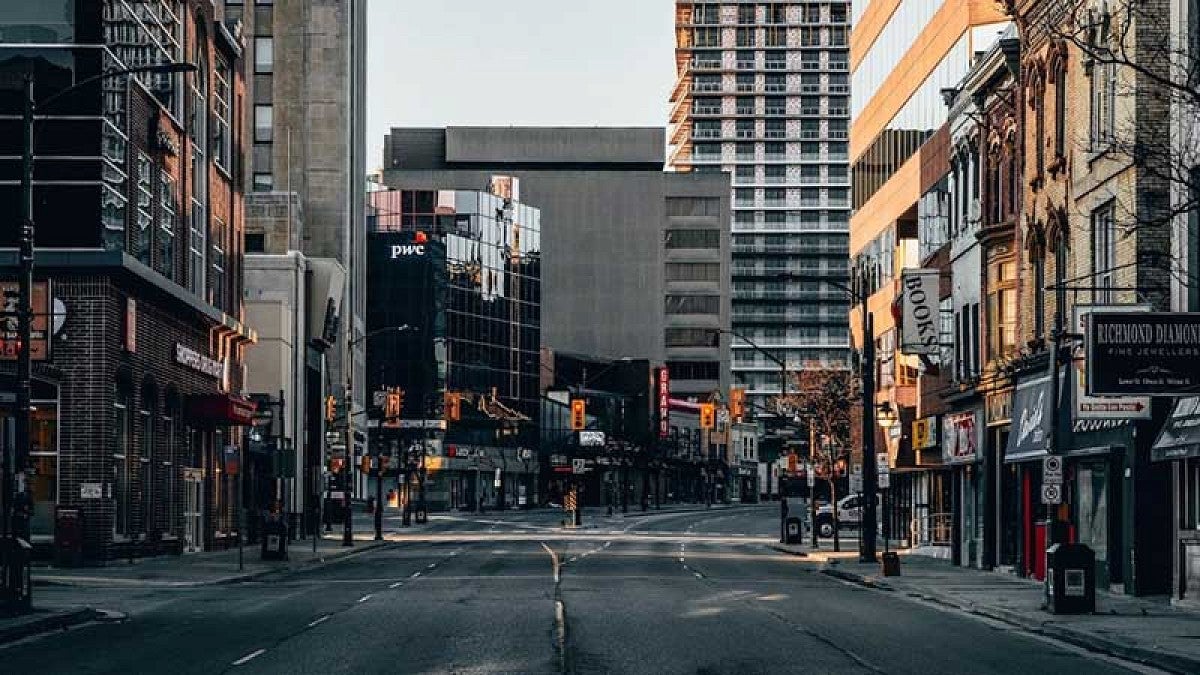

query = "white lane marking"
[232,649,266,666]
[306,615,332,628]
[358,594,373,603]
[603,541,611,548]
[427,563,437,569]
[450,550,459,556]
[693,572,703,579]
[389,581,404,589]
[568,556,578,563]
[541,542,561,583]
[678,557,685,563]
[411,571,422,578]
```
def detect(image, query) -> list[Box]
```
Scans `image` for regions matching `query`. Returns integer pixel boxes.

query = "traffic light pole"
[342,385,353,547]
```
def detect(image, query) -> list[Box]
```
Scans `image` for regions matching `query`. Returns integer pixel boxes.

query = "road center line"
[411,571,421,578]
[389,581,404,589]
[427,563,437,569]
[306,615,331,628]
[232,649,266,666]
[358,594,373,603]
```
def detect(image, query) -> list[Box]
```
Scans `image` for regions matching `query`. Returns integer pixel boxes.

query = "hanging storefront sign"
[1087,312,1200,396]
[1005,374,1056,463]
[1151,396,1200,462]
[1073,305,1151,418]
[0,281,51,360]
[943,410,978,464]
[913,417,937,450]
[657,366,670,439]
[899,268,940,355]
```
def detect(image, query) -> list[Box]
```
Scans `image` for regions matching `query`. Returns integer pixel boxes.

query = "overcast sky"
[366,1,676,172]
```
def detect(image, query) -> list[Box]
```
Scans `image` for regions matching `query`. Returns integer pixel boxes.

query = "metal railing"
[911,512,953,547]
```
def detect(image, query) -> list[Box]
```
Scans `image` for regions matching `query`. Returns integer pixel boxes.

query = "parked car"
[815,494,879,538]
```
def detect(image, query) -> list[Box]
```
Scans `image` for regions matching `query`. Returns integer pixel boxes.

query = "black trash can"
[261,515,288,561]
[784,516,804,545]
[1045,543,1095,614]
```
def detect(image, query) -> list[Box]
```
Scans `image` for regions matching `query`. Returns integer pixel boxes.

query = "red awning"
[186,394,257,426]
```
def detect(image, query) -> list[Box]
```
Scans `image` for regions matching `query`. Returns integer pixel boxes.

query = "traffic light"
[699,402,716,429]
[324,395,337,423]
[729,387,745,422]
[383,389,404,428]
[445,391,461,421]
[570,399,586,431]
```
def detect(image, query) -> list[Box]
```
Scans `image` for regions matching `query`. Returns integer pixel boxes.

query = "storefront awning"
[1005,373,1054,463]
[187,394,257,427]
[1152,396,1200,462]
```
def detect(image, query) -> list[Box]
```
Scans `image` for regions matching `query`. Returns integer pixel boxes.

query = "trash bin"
[784,516,804,545]
[881,551,901,576]
[54,507,83,568]
[261,515,288,561]
[1045,543,1095,614]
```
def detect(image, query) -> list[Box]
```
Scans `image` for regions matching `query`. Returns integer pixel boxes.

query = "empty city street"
[3,507,1159,675]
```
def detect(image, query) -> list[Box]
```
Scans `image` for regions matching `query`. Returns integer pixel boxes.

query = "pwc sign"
[389,231,430,258]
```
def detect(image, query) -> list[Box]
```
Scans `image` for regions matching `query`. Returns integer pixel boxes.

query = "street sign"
[1041,483,1062,505]
[572,458,587,475]
[1087,311,1200,396]
[579,430,606,447]
[80,482,103,499]
[877,453,890,489]
[1073,306,1151,419]
[1042,456,1064,484]
[849,473,863,493]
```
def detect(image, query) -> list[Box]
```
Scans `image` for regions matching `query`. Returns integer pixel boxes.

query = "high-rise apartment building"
[669,1,853,412]
[222,0,369,526]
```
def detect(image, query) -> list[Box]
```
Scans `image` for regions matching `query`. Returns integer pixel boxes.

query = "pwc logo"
[390,244,425,258]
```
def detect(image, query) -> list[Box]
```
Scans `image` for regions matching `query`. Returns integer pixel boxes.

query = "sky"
[366,0,677,172]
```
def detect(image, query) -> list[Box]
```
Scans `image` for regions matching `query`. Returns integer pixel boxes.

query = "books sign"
[899,268,940,355]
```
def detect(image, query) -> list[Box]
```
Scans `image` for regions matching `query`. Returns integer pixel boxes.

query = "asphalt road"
[4,505,1159,674]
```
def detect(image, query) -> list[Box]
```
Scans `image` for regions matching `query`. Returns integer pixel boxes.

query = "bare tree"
[778,364,853,461]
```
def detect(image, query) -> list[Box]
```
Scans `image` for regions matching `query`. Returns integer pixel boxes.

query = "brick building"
[0,1,255,561]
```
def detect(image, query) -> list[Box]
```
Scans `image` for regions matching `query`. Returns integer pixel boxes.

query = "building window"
[252,173,273,191]
[1054,61,1068,159]
[245,232,266,253]
[1034,77,1046,177]
[254,104,274,142]
[665,295,720,315]
[29,401,58,539]
[988,260,1017,360]
[666,263,721,282]
[667,360,720,381]
[158,172,176,281]
[163,410,178,537]
[1032,242,1046,340]
[665,328,720,348]
[1090,37,1117,147]
[666,197,720,217]
[139,405,154,535]
[113,394,131,538]
[254,36,273,73]
[213,56,232,169]
[1092,201,1117,303]
[211,217,226,310]
[135,152,154,265]
[664,229,719,249]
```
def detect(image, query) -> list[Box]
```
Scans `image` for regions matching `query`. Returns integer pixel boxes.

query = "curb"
[0,607,101,645]
[767,543,809,557]
[819,567,1200,675]
[33,539,392,589]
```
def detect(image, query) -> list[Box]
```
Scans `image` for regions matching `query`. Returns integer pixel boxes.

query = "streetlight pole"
[341,324,415,546]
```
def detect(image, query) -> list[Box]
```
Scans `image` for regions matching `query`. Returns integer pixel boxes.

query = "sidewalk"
[33,517,404,588]
[819,552,1200,674]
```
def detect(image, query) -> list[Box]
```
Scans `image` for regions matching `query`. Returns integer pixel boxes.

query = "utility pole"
[809,420,819,549]
[342,381,353,547]
[860,308,878,563]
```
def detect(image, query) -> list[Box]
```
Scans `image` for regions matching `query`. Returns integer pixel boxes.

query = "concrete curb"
[819,566,1200,675]
[33,539,392,589]
[767,543,809,557]
[0,607,102,645]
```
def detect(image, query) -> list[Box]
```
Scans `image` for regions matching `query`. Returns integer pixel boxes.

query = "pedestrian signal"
[700,403,716,429]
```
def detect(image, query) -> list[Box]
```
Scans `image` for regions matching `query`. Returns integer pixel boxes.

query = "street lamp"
[343,324,416,545]
[1,61,196,613]
[773,270,879,563]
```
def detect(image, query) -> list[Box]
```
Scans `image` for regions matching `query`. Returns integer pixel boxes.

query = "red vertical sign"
[657,366,670,439]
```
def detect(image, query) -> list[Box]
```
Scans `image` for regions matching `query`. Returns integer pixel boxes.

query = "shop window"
[988,261,1017,361]
[114,393,131,538]
[29,401,58,540]
[163,410,179,537]
[1092,201,1117,303]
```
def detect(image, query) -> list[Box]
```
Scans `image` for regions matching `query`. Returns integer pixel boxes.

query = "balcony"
[764,106,786,116]
[764,129,786,139]
[735,105,756,115]
[736,59,757,70]
[693,128,722,139]
[693,104,722,115]
[694,81,722,93]
[764,59,788,71]
[693,58,723,70]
